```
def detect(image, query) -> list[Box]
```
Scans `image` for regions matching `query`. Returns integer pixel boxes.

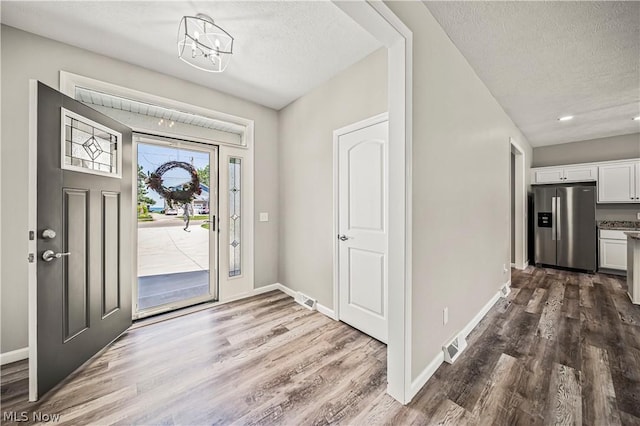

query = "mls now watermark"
[3,411,61,422]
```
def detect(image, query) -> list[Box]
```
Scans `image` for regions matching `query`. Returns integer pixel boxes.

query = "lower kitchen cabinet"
[599,230,627,271]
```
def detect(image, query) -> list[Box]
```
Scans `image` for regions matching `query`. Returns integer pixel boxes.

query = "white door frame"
[333,111,389,325]
[510,137,528,270]
[332,2,413,403]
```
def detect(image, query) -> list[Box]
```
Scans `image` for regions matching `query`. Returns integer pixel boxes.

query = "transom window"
[61,108,122,178]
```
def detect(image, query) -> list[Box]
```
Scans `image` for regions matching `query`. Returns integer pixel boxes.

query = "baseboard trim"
[316,303,337,320]
[460,287,502,339]
[407,284,504,403]
[254,283,337,321]
[1,347,28,365]
[252,283,296,298]
[409,350,445,398]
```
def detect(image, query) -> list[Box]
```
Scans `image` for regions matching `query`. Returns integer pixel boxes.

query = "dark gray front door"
[32,82,132,400]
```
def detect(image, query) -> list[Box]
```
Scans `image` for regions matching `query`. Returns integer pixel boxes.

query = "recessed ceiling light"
[633,116,640,121]
[558,115,574,122]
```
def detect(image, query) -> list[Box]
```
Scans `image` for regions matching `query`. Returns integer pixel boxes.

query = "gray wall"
[386,2,533,379]
[278,48,388,307]
[532,133,640,167]
[532,133,640,222]
[0,25,280,353]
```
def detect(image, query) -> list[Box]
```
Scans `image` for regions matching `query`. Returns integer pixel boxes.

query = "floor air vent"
[295,292,317,310]
[442,334,467,364]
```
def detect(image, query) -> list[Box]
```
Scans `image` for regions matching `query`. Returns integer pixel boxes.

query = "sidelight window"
[229,157,241,277]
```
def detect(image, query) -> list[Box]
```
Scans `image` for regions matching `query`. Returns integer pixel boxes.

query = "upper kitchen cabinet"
[598,161,640,203]
[532,164,597,184]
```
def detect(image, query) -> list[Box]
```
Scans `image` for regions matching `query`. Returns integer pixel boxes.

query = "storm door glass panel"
[62,108,121,177]
[229,157,241,277]
[136,142,213,313]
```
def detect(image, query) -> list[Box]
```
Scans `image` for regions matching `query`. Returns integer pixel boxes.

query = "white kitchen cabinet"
[599,230,627,271]
[531,164,597,184]
[532,167,564,184]
[563,165,598,182]
[597,161,640,203]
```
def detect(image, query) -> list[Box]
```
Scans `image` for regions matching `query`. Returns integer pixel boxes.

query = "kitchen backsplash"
[596,204,640,221]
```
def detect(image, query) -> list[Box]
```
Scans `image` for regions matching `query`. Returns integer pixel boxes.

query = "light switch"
[259,212,269,222]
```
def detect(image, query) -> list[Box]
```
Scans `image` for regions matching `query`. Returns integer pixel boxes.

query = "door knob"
[42,250,71,262]
[337,234,351,241]
[42,229,56,239]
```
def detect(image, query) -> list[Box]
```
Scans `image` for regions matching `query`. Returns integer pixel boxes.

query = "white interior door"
[337,115,388,343]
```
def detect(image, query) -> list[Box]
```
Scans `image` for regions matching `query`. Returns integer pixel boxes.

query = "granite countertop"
[625,232,640,240]
[597,220,640,231]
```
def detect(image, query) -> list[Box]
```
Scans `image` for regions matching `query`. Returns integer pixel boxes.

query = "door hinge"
[29,230,35,240]
[28,253,35,263]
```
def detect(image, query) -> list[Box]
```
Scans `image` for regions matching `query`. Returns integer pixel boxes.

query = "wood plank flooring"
[1,267,639,425]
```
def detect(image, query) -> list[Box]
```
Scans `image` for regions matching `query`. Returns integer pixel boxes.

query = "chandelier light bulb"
[194,31,200,40]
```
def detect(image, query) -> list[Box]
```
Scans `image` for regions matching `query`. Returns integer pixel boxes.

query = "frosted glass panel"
[229,157,241,277]
[62,109,120,177]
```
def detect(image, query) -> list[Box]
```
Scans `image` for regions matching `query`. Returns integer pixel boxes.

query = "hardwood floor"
[2,267,639,425]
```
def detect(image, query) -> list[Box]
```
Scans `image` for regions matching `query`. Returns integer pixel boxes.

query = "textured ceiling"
[1,1,381,110]
[424,1,640,147]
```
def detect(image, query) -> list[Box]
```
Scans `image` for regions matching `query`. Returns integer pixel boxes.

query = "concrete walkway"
[137,222,210,277]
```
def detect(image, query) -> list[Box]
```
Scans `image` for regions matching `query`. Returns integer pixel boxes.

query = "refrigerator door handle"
[551,196,556,241]
[556,197,561,241]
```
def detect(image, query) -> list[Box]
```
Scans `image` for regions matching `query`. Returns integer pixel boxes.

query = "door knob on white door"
[337,234,351,241]
[42,250,71,262]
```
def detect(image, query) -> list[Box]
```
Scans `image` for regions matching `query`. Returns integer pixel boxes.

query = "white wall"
[384,2,533,379]
[278,48,388,307]
[0,25,280,353]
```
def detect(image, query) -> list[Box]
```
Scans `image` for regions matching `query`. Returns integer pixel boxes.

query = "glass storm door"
[135,135,218,317]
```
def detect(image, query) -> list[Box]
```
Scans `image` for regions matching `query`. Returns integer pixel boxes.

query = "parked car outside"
[165,208,178,215]
[199,207,210,214]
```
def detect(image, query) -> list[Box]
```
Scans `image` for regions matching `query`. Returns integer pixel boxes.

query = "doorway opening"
[134,134,219,318]
[510,138,527,270]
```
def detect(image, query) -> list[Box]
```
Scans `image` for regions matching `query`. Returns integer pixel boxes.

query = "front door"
[29,81,133,400]
[337,115,388,343]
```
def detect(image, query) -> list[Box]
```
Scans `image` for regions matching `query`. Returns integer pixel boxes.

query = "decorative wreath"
[146,161,201,208]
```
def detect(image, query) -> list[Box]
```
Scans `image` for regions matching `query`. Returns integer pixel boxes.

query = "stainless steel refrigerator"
[533,183,596,272]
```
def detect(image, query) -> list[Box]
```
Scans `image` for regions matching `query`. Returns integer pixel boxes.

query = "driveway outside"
[137,213,210,277]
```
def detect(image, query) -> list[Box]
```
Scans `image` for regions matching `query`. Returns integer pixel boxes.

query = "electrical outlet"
[443,307,448,325]
[637,212,640,220]
[259,212,269,222]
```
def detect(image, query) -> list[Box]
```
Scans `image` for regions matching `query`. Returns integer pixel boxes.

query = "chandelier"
[177,13,234,73]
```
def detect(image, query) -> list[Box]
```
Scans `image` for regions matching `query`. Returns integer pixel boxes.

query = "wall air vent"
[443,334,468,364]
[295,292,317,311]
[500,283,511,298]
